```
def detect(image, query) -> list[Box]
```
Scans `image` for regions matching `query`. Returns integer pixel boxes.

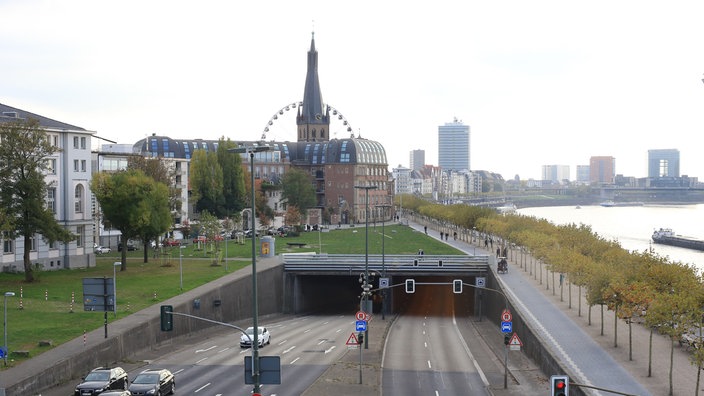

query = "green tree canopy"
[0,119,74,281]
[281,168,316,218]
[216,138,246,217]
[190,149,224,217]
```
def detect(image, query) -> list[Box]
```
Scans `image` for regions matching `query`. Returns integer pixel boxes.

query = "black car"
[74,366,128,396]
[128,368,175,396]
[117,241,138,251]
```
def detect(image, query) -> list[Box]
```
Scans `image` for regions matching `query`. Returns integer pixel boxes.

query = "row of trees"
[400,194,704,396]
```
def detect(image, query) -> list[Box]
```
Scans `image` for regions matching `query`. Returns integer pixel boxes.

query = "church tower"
[297,32,330,142]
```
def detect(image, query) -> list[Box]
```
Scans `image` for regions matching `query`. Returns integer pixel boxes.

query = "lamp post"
[376,204,392,320]
[355,185,376,349]
[4,291,15,366]
[112,262,121,316]
[230,144,270,395]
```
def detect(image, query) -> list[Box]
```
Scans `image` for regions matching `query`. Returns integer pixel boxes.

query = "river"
[517,203,704,274]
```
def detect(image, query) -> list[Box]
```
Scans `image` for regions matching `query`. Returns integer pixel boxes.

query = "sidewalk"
[412,216,699,396]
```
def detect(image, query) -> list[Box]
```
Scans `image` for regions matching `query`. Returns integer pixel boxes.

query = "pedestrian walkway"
[409,216,699,396]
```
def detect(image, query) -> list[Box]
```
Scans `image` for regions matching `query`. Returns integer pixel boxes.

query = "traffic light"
[160,305,173,331]
[405,279,415,293]
[453,279,462,294]
[504,334,510,345]
[550,375,569,396]
[357,332,364,345]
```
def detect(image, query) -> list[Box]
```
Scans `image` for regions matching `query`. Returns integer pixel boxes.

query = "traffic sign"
[475,277,486,288]
[365,312,372,322]
[501,321,512,333]
[509,333,523,350]
[355,311,366,321]
[356,320,367,331]
[379,277,389,288]
[0,346,5,359]
[501,309,512,322]
[346,333,359,346]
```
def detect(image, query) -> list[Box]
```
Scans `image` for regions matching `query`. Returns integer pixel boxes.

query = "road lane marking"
[427,360,432,369]
[218,347,230,353]
[291,357,300,364]
[195,345,216,353]
[324,346,336,354]
[194,383,210,392]
[195,357,208,364]
[283,346,296,354]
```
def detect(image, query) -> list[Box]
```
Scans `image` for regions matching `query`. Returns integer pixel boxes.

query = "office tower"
[409,149,425,171]
[541,165,570,183]
[576,165,590,183]
[438,118,470,171]
[648,149,680,178]
[589,156,616,184]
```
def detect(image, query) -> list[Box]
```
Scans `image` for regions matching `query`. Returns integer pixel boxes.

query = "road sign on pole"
[501,321,512,333]
[509,333,523,351]
[501,309,512,322]
[475,277,486,288]
[355,311,366,321]
[356,320,367,331]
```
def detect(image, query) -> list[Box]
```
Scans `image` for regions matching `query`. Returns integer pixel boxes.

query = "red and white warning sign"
[501,309,512,322]
[508,333,523,350]
[346,333,359,347]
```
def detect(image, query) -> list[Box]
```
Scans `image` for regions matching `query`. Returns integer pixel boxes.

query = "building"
[0,103,96,271]
[392,166,413,195]
[131,34,391,226]
[438,118,470,171]
[648,149,680,178]
[589,156,616,184]
[576,165,590,184]
[541,165,570,184]
[409,149,425,171]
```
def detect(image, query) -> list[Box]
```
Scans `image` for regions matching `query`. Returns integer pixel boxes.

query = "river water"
[517,203,704,274]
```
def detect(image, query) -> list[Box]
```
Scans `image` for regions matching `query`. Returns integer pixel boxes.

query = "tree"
[0,119,74,281]
[133,181,171,263]
[92,169,170,269]
[190,149,224,216]
[216,138,246,217]
[281,168,316,220]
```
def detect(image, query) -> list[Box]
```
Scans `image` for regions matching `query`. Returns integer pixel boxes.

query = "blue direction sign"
[356,320,367,331]
[501,321,512,333]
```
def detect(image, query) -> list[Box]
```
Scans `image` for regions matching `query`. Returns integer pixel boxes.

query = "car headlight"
[147,389,157,395]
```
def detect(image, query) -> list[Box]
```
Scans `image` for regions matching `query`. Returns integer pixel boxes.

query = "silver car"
[240,326,271,348]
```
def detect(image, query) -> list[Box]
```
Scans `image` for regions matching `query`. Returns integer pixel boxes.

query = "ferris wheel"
[260,101,356,141]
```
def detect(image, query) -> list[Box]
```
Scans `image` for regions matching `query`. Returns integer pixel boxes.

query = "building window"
[30,235,37,252]
[48,240,57,250]
[80,137,86,149]
[74,160,79,172]
[76,226,84,247]
[46,158,56,174]
[74,184,84,213]
[81,160,86,172]
[73,136,79,148]
[3,233,12,254]
[47,188,56,213]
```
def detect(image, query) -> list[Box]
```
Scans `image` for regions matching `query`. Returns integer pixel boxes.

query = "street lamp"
[3,291,15,366]
[376,204,392,320]
[229,144,271,395]
[354,185,376,349]
[112,262,121,316]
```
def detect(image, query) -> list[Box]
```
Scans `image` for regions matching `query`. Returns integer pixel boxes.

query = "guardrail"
[282,253,490,274]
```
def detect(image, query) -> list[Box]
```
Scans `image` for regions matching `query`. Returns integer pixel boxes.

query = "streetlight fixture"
[354,185,376,349]
[112,262,121,316]
[3,291,15,366]
[229,143,271,395]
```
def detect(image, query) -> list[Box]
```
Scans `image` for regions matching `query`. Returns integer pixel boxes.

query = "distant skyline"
[3,1,704,180]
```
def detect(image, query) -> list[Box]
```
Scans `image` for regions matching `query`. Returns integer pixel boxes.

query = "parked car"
[118,241,138,251]
[244,229,260,238]
[128,368,175,396]
[98,392,132,396]
[240,326,271,348]
[94,245,111,254]
[74,366,128,396]
[163,239,182,247]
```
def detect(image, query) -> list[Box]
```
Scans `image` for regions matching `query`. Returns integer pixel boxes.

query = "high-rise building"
[576,165,590,183]
[648,149,680,178]
[589,156,615,184]
[438,118,470,171]
[541,165,570,183]
[409,149,425,171]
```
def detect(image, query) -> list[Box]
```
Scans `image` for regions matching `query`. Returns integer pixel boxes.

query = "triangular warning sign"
[346,333,359,346]
[509,333,522,346]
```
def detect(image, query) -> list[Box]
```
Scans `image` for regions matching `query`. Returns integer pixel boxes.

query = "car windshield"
[245,327,264,335]
[85,372,109,381]
[133,374,159,384]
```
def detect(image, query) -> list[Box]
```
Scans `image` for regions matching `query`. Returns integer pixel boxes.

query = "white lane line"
[424,341,428,348]
[283,346,296,354]
[194,383,210,392]
[317,340,325,345]
[427,360,432,369]
[195,357,208,364]
[325,346,336,354]
[290,357,300,364]
[195,345,216,353]
[218,347,230,353]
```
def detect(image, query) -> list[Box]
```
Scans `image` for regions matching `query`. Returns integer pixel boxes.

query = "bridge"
[281,253,493,314]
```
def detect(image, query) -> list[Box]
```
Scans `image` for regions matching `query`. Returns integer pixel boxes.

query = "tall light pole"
[4,291,15,366]
[112,262,121,316]
[355,185,376,349]
[230,144,270,396]
[376,204,392,320]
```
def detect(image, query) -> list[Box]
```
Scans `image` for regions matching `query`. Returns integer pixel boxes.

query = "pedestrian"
[496,247,501,257]
[440,231,444,240]
[502,246,508,257]
[453,231,457,240]
[484,237,488,248]
[424,226,427,234]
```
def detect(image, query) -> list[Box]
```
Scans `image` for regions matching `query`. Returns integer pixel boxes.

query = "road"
[383,284,492,396]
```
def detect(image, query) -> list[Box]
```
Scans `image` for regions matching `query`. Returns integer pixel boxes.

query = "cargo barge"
[651,228,704,251]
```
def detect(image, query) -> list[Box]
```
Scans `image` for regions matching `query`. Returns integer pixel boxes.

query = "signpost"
[501,321,512,333]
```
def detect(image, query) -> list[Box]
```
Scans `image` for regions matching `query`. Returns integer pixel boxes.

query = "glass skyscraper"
[438,119,470,171]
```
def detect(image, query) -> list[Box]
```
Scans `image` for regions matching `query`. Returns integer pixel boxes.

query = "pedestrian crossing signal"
[405,279,415,293]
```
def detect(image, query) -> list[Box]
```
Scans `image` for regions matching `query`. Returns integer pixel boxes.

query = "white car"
[240,326,270,348]
[94,245,111,254]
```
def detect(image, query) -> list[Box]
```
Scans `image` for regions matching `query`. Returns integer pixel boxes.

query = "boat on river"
[600,200,644,207]
[651,228,704,251]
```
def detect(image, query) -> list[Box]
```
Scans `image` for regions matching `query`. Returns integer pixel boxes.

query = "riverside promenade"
[409,215,698,396]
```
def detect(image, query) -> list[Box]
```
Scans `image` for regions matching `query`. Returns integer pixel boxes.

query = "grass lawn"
[0,223,459,365]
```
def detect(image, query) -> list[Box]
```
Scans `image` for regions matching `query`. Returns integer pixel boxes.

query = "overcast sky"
[3,0,704,180]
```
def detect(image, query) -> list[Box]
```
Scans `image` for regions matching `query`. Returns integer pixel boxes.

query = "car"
[94,245,111,254]
[118,241,138,251]
[98,392,132,396]
[163,239,181,247]
[74,366,128,396]
[128,368,175,396]
[240,326,271,348]
[244,229,260,238]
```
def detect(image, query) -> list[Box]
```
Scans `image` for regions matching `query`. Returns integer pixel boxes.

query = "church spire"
[297,32,329,142]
